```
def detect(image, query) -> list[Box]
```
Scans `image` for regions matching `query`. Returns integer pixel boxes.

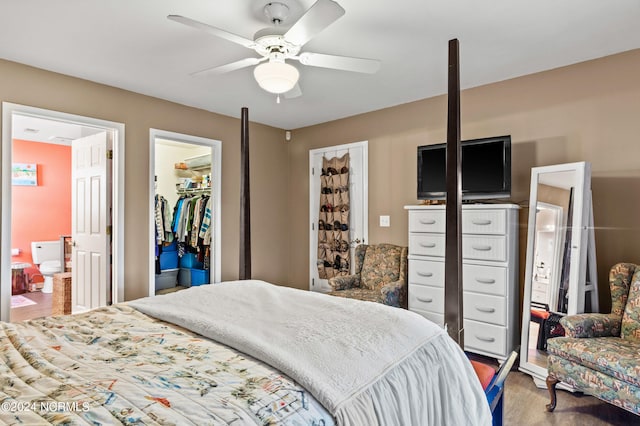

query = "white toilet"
[31,241,62,294]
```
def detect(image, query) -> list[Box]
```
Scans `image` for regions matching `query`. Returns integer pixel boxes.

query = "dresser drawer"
[463,292,506,326]
[409,259,444,287]
[408,210,446,233]
[409,234,445,257]
[409,284,444,314]
[464,320,507,356]
[532,281,549,294]
[532,290,548,304]
[462,209,507,235]
[411,308,444,327]
[463,264,507,296]
[406,204,519,360]
[462,235,507,261]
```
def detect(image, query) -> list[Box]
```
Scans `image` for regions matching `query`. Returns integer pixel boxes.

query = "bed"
[0,280,491,425]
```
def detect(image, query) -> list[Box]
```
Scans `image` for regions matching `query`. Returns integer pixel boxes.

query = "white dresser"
[404,204,520,361]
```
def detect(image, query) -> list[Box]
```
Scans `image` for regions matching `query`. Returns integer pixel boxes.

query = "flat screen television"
[417,135,511,201]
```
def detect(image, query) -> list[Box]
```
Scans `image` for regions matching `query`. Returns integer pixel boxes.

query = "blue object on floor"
[483,349,519,426]
[190,268,210,286]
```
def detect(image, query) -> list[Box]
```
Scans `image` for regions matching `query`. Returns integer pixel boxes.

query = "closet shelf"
[174,164,210,172]
[184,154,211,170]
[177,187,211,195]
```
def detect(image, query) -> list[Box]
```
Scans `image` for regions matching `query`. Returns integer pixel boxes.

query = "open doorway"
[1,103,125,322]
[149,129,221,297]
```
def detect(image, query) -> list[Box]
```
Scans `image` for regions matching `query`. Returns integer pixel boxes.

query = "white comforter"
[130,280,491,425]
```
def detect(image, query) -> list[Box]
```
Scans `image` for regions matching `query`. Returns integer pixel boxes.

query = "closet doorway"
[309,141,368,293]
[1,103,125,322]
[149,129,221,296]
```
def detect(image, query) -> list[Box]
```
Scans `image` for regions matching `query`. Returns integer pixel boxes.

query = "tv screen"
[417,135,511,200]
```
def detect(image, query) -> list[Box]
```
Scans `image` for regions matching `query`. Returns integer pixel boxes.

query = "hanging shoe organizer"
[317,153,350,279]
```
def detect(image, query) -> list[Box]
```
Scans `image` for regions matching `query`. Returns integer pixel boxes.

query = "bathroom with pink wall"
[11,139,71,265]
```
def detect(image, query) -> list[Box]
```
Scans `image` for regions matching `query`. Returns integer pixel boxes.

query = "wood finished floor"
[6,294,639,424]
[505,370,638,425]
[10,291,52,322]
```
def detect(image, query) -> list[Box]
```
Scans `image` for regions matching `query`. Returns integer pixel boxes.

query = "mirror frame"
[519,161,592,387]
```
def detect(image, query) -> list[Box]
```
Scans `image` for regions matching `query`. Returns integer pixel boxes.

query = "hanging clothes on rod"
[171,193,212,268]
[155,194,174,246]
[155,194,176,274]
[198,196,213,246]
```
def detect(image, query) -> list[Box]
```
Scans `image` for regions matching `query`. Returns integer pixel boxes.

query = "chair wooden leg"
[545,375,559,412]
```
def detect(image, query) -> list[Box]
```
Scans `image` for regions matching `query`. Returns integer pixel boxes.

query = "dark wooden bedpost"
[444,39,463,347]
[239,107,251,280]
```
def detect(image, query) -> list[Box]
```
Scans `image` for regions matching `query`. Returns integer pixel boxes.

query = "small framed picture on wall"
[12,163,38,186]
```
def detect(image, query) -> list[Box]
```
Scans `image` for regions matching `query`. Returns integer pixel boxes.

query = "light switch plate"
[379,215,390,227]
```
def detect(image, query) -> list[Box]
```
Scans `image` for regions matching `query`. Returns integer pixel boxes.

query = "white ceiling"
[12,114,103,144]
[1,0,639,130]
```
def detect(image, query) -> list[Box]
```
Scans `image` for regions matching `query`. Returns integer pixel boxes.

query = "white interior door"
[72,131,111,312]
[309,141,368,292]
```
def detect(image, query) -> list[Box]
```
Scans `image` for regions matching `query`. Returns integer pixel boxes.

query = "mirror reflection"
[520,162,594,385]
[528,173,575,369]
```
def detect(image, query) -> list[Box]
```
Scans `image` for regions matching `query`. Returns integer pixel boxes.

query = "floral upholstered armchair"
[327,243,408,308]
[546,263,640,415]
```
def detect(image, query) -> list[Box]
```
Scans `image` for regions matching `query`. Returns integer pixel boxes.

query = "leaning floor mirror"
[519,161,599,388]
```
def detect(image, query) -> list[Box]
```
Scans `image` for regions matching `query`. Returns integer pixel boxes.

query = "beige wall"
[2,48,640,313]
[288,49,640,313]
[0,59,289,301]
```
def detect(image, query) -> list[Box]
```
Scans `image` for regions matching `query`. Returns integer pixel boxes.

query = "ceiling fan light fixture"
[253,61,300,94]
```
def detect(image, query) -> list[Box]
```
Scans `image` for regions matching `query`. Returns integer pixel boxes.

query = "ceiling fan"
[168,0,381,100]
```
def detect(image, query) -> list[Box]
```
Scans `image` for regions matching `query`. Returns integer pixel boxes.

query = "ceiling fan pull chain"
[276,94,281,104]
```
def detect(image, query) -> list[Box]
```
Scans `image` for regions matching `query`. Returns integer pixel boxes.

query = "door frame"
[533,201,565,310]
[1,102,125,322]
[308,140,368,291]
[148,129,222,296]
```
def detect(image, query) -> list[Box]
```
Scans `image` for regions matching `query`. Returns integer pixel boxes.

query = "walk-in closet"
[153,135,220,294]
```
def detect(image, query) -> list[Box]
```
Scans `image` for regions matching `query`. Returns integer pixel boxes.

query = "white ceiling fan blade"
[284,0,345,47]
[168,15,255,48]
[284,83,302,99]
[190,58,263,77]
[298,52,381,74]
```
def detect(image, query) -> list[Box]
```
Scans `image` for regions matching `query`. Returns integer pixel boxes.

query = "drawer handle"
[420,242,437,248]
[419,219,436,225]
[416,296,433,303]
[475,335,496,343]
[475,306,496,313]
[417,272,434,277]
[472,245,492,251]
[471,219,492,225]
[475,278,496,284]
